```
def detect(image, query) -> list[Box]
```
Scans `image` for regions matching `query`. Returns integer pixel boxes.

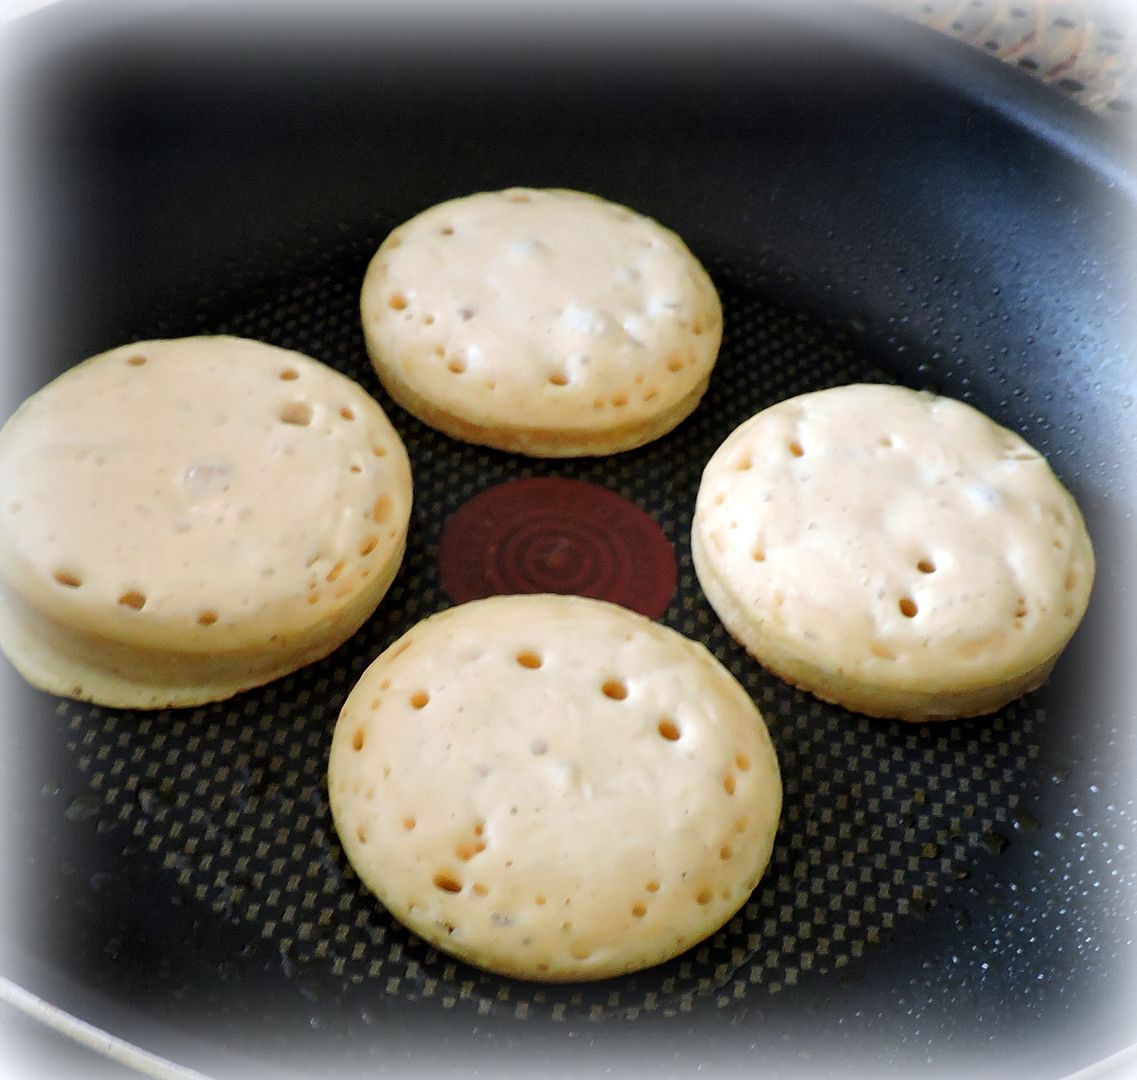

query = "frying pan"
[1,3,1134,1078]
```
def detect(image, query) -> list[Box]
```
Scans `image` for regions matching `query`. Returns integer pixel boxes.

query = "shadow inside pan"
[2,5,1134,1078]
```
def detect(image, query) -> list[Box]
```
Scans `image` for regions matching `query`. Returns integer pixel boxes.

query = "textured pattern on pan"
[53,239,1045,1024]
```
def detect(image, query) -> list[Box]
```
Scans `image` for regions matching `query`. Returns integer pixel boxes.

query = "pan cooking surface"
[49,242,1051,1022]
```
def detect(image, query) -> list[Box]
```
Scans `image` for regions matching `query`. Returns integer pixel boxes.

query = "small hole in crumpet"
[279,402,313,427]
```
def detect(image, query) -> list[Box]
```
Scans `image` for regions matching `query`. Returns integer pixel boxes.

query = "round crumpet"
[0,336,412,709]
[360,188,722,456]
[328,594,781,981]
[693,384,1095,722]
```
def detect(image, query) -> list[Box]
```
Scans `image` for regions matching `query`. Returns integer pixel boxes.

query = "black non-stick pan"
[1,4,1134,1078]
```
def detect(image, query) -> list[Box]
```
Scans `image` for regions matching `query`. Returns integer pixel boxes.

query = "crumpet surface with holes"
[360,188,723,456]
[0,335,412,708]
[692,383,1095,721]
[327,593,781,981]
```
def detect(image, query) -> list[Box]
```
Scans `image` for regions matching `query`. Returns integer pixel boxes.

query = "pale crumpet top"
[0,336,412,708]
[360,188,722,456]
[328,594,781,981]
[692,384,1094,721]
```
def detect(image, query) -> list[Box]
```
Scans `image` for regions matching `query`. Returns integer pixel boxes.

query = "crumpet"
[328,594,781,981]
[692,384,1094,721]
[360,188,722,456]
[0,336,412,708]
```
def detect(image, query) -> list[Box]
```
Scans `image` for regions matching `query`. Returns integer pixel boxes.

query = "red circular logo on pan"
[438,477,678,620]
